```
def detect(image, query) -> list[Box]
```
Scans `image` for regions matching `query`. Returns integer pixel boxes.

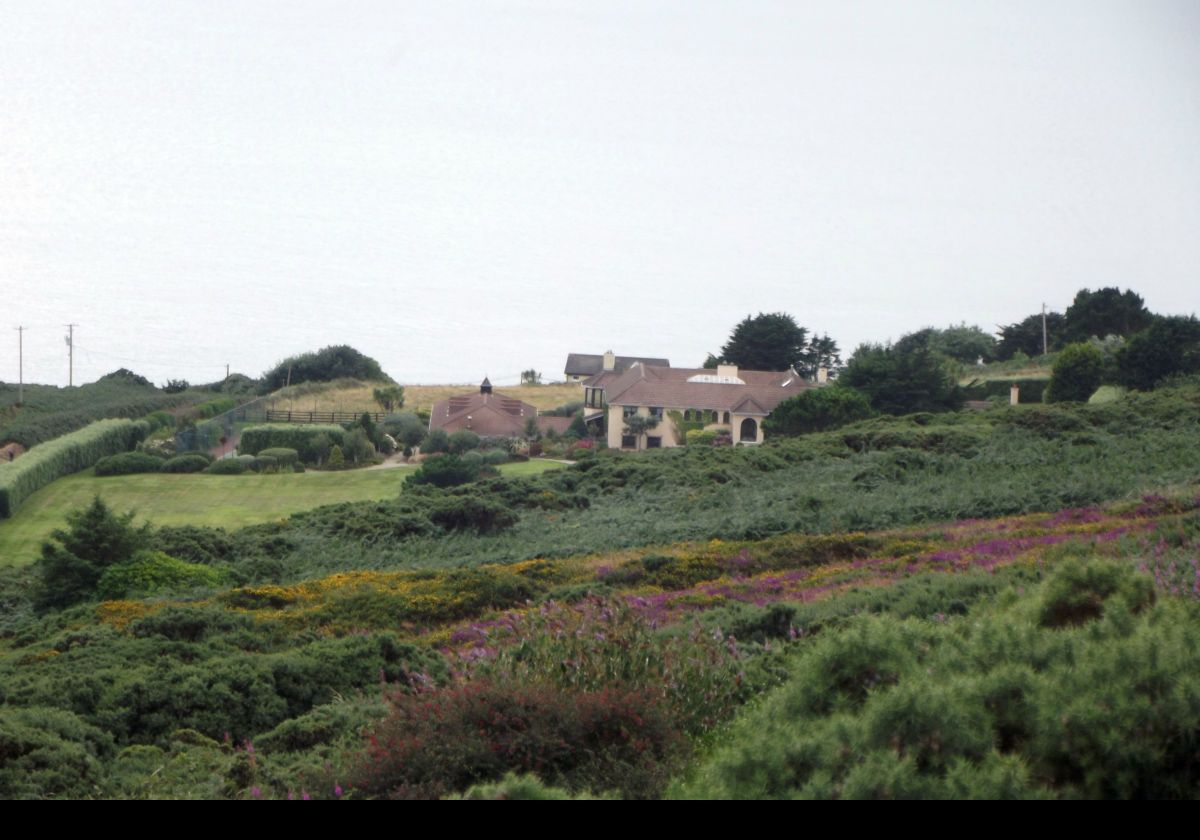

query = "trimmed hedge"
[258,447,300,468]
[93,451,166,477]
[204,459,248,475]
[238,425,346,464]
[0,419,148,518]
[160,453,213,473]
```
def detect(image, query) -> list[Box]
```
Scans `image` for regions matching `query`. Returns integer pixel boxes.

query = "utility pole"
[225,363,230,382]
[14,326,24,405]
[1041,304,1048,357]
[65,324,78,386]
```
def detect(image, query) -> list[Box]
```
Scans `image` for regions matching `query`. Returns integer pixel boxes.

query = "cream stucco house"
[603,362,817,449]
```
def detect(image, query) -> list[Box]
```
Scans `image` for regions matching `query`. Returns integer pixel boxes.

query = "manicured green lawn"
[0,459,564,567]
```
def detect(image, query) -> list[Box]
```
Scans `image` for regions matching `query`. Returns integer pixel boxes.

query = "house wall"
[608,404,764,449]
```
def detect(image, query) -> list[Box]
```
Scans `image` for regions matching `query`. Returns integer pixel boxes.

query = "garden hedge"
[0,419,149,518]
[238,425,346,463]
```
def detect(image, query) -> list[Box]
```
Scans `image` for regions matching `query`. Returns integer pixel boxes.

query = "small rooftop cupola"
[480,376,493,395]
[602,350,616,372]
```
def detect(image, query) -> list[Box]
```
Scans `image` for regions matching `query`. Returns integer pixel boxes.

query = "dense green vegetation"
[0,460,563,567]
[1,374,1199,799]
[0,419,149,518]
[260,346,391,393]
[0,370,199,450]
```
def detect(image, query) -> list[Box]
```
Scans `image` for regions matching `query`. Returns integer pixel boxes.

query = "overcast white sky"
[2,1,1197,386]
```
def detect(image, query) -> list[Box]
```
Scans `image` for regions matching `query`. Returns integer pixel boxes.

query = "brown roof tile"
[606,365,815,413]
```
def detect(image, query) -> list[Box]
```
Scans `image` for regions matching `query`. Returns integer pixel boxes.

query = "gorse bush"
[676,561,1200,799]
[96,550,226,600]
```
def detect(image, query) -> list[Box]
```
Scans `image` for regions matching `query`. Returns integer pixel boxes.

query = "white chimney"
[817,366,828,384]
[603,350,616,371]
[716,364,739,380]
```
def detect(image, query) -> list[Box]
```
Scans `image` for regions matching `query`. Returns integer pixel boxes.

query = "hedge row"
[238,425,346,463]
[1,395,184,449]
[0,419,149,518]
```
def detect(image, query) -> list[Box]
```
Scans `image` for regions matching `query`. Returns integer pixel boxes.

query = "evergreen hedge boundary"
[0,419,149,518]
[238,424,346,463]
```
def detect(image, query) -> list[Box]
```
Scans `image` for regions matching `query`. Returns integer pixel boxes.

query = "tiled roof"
[564,353,671,377]
[429,390,536,436]
[606,364,815,413]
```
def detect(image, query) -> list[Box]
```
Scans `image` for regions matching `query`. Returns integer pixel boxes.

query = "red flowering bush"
[350,680,685,799]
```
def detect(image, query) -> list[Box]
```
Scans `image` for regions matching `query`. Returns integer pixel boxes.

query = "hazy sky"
[2,1,1197,386]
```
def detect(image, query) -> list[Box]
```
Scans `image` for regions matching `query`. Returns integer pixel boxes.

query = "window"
[650,406,663,418]
[623,406,637,419]
[621,435,636,449]
[646,436,661,448]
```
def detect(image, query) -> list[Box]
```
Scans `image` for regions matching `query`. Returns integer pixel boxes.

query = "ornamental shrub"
[238,424,345,464]
[160,453,213,473]
[447,429,480,455]
[93,451,165,476]
[405,454,482,488]
[258,447,300,468]
[204,459,248,475]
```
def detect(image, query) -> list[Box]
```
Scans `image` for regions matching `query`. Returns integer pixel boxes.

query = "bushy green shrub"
[238,425,346,464]
[1045,342,1104,403]
[0,706,114,799]
[405,454,483,488]
[0,419,149,518]
[34,496,149,611]
[204,459,248,475]
[1037,558,1154,628]
[766,386,875,435]
[144,410,176,431]
[96,550,226,600]
[93,451,165,476]
[676,563,1200,800]
[447,429,480,455]
[194,397,237,419]
[341,428,376,464]
[260,346,390,393]
[420,428,450,454]
[258,447,299,467]
[160,453,213,473]
[428,496,518,534]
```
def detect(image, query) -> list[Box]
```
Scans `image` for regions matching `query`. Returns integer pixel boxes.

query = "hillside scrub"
[675,561,1200,799]
[0,371,199,450]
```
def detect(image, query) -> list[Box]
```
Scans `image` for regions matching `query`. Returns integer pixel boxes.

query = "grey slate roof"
[564,353,671,377]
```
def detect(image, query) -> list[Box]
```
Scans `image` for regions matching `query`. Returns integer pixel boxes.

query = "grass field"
[264,380,583,415]
[0,460,564,567]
